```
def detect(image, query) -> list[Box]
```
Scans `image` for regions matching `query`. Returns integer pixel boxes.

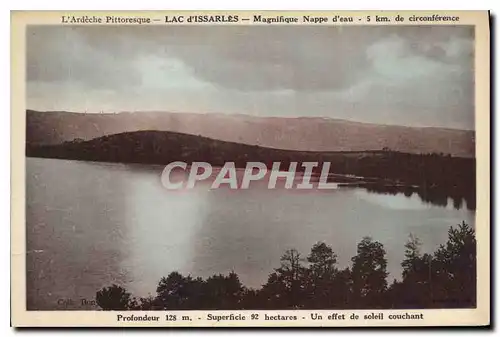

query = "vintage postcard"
[11,10,490,327]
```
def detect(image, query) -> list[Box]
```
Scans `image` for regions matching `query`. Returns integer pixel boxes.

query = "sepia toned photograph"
[23,23,479,313]
[10,11,491,327]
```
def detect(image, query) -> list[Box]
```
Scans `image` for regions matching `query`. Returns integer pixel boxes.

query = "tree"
[401,234,422,278]
[155,271,245,309]
[307,242,338,279]
[156,271,204,309]
[240,288,260,309]
[93,221,476,311]
[432,221,476,307]
[306,242,339,308]
[392,234,433,308]
[136,295,164,310]
[96,284,134,310]
[391,222,477,309]
[261,249,308,309]
[330,267,353,309]
[203,272,245,309]
[351,237,388,308]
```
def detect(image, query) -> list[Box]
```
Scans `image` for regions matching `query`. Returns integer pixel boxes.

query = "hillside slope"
[26,110,475,157]
[26,130,475,209]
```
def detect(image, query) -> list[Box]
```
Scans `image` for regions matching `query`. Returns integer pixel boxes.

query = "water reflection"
[26,158,476,308]
[124,169,211,297]
[353,189,471,212]
[26,158,130,310]
[335,182,475,211]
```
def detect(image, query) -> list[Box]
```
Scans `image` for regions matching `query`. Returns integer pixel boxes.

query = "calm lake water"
[26,158,475,310]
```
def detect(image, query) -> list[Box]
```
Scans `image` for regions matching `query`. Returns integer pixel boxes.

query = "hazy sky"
[27,25,474,129]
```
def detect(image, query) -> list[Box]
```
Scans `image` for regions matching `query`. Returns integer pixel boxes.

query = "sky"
[26,25,474,129]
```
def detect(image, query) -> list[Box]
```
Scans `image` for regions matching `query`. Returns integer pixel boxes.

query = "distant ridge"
[26,110,475,157]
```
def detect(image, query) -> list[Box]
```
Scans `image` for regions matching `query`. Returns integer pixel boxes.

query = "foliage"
[96,222,476,310]
[95,284,134,310]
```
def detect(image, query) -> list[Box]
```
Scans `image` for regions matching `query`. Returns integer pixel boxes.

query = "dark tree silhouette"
[388,222,476,308]
[153,271,245,310]
[401,234,422,277]
[351,237,388,308]
[95,284,134,310]
[388,235,433,308]
[260,249,308,309]
[202,272,244,309]
[431,221,476,307]
[305,242,339,308]
[135,295,164,310]
[95,222,476,311]
[307,242,338,278]
[156,272,204,309]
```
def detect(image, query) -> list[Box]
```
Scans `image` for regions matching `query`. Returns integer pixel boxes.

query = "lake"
[26,158,475,310]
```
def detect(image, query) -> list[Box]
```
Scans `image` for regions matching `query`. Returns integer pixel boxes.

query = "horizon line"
[26,108,475,132]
